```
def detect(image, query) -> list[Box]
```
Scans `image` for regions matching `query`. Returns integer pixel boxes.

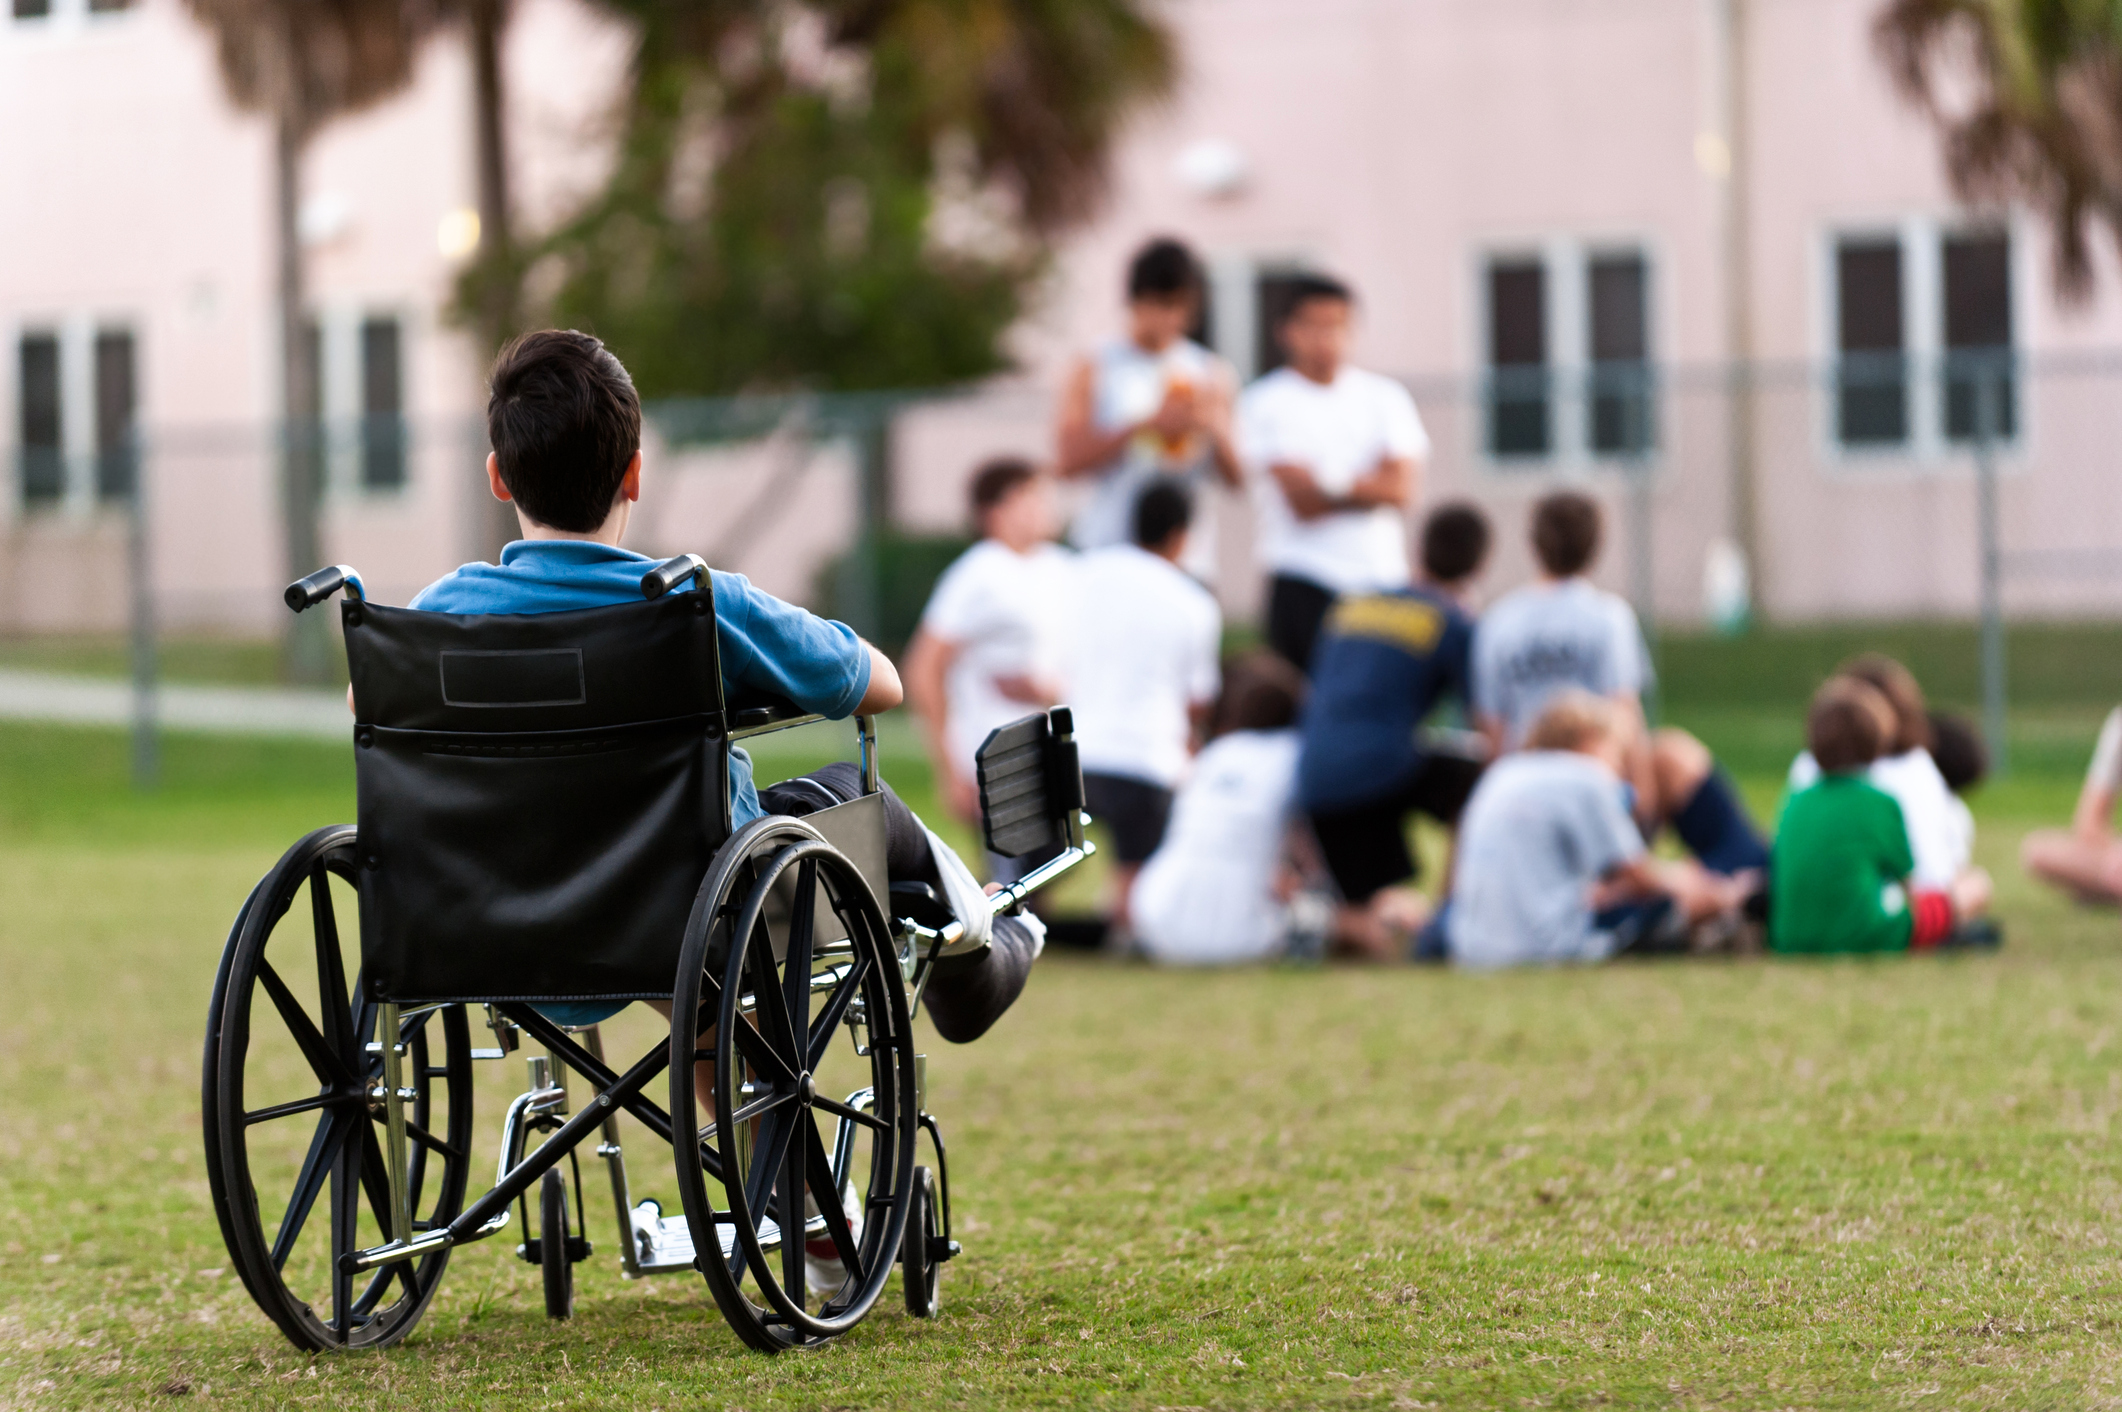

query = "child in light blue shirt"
[406,330,1039,1046]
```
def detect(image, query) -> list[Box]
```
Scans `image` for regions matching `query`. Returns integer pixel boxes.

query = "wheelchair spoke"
[328,1119,361,1340]
[810,1092,888,1133]
[244,1091,342,1127]
[270,1110,349,1271]
[779,1102,806,1308]
[310,865,360,1066]
[782,859,817,1048]
[744,916,802,1069]
[255,960,358,1092]
[731,1087,797,1126]
[802,1112,863,1286]
[807,952,871,1071]
[725,1014,796,1086]
[403,1119,465,1163]
[741,1107,800,1226]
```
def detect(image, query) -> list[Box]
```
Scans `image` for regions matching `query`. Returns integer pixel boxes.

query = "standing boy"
[1069,481,1222,930]
[1297,503,1490,956]
[1054,237,1241,579]
[1237,274,1429,672]
[904,459,1076,843]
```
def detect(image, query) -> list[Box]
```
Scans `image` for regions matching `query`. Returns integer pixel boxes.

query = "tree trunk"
[277,107,332,684]
[468,0,520,563]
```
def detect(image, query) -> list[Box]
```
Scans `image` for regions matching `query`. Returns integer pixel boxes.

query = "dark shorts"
[1308,752,1487,903]
[1597,894,1685,956]
[1081,771,1175,865]
[1266,574,1339,674]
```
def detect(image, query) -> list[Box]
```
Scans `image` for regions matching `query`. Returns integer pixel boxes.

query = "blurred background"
[6,0,2122,770]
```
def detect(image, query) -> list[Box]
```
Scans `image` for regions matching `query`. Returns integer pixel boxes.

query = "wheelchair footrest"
[628,1199,817,1276]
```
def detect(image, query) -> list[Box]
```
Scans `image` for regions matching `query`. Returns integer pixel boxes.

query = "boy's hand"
[944,768,980,824]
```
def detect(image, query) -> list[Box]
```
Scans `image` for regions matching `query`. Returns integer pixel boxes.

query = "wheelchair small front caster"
[541,1169,574,1320]
[903,1165,944,1318]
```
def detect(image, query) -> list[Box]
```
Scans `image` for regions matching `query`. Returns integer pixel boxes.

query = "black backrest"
[342,585,731,1003]
[975,707,1086,859]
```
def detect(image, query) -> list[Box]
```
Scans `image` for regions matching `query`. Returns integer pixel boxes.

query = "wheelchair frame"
[203,558,1092,1352]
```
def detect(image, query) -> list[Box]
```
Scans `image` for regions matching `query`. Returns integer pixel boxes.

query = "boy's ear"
[486,452,513,503]
[621,450,643,503]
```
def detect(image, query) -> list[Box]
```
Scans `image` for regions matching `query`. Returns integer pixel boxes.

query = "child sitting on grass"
[1770,676,1994,954]
[1434,690,1752,967]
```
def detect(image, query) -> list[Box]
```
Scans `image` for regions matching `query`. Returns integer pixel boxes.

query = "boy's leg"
[1307,795,1425,960]
[759,763,1041,1043]
[1653,729,1770,875]
[1080,771,1175,932]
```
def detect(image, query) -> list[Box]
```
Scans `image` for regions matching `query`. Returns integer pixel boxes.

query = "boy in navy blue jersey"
[1297,503,1490,955]
[406,330,1041,1047]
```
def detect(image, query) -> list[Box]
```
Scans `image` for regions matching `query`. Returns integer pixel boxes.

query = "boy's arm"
[856,642,902,714]
[903,627,976,821]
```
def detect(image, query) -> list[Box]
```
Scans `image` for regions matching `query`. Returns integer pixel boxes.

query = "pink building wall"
[3,0,2119,634]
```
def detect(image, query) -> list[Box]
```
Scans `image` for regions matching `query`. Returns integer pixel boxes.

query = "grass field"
[6,666,2122,1408]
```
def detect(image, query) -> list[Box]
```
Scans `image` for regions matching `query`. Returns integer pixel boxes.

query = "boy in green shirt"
[1771,676,1992,953]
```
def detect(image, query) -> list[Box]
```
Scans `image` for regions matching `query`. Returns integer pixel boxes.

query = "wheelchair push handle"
[284,564,366,613]
[641,553,708,600]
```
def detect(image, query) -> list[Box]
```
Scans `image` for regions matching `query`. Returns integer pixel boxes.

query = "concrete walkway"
[0,669,350,740]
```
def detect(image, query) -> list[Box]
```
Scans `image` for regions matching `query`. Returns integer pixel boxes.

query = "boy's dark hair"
[1279,273,1355,323]
[1808,676,1891,774]
[1839,652,1932,754]
[1421,502,1492,584]
[1132,480,1193,550]
[1927,710,1988,793]
[486,330,641,533]
[1209,649,1306,737]
[1127,238,1203,302]
[968,456,1038,525]
[1531,491,1602,577]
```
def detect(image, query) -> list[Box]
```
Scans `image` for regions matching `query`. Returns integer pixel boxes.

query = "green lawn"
[6,705,2122,1409]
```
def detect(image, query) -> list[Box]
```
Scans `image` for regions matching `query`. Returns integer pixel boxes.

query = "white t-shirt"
[1237,365,1429,594]
[919,539,1078,780]
[1069,544,1221,788]
[1787,746,1972,890]
[1132,729,1301,965]
[1472,578,1652,748]
[1070,337,1227,582]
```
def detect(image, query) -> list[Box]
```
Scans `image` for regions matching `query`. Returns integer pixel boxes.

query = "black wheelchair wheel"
[540,1169,574,1321]
[903,1165,941,1319]
[204,826,475,1352]
[669,816,920,1352]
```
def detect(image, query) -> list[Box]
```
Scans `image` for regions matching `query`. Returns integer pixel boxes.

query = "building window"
[1836,238,1908,446]
[18,332,62,506]
[94,328,135,501]
[12,0,52,19]
[1251,268,1313,379]
[360,315,406,489]
[1486,258,1549,458]
[1942,229,2014,442]
[85,0,133,12]
[1587,251,1651,456]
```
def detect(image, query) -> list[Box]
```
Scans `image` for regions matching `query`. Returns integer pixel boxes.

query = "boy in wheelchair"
[414,328,1044,1046]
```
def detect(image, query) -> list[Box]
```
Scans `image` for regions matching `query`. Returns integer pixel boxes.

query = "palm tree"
[502,0,1176,397]
[1877,0,2122,297]
[184,0,440,680]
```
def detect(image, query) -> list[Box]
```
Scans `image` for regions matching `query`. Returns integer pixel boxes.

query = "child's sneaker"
[802,1185,864,1296]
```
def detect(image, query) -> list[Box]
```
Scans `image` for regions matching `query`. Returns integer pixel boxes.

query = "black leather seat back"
[342,587,731,1004]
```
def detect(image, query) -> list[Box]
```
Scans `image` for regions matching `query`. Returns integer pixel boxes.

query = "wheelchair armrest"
[727,690,811,735]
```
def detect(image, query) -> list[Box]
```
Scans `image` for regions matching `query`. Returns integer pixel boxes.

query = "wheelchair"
[201,554,1091,1352]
